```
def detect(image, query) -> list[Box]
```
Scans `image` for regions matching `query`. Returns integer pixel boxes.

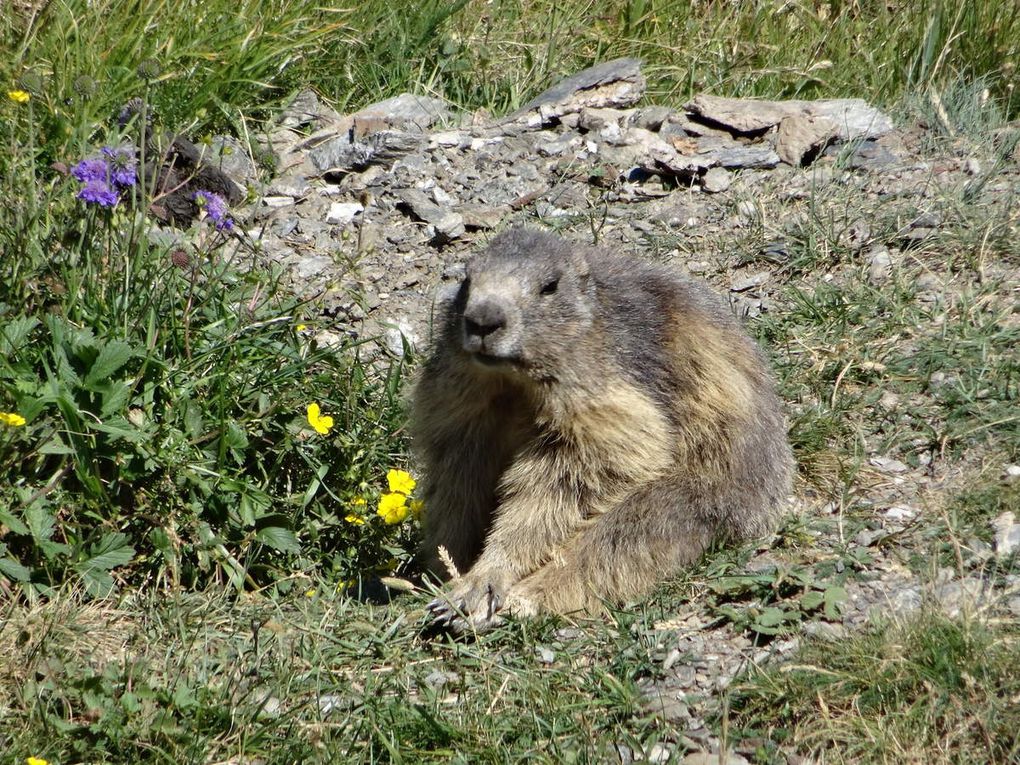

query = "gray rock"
[325,201,364,226]
[870,456,909,473]
[934,578,986,618]
[992,512,1020,558]
[830,139,899,171]
[775,114,836,165]
[701,166,732,193]
[318,694,345,715]
[682,752,749,765]
[396,189,465,243]
[730,272,769,292]
[686,94,893,140]
[309,130,424,176]
[868,247,893,285]
[278,89,344,130]
[207,135,260,189]
[424,669,459,688]
[645,744,673,764]
[512,58,646,122]
[630,105,673,131]
[349,92,452,133]
[382,318,420,357]
[534,646,556,664]
[293,255,333,280]
[578,107,627,132]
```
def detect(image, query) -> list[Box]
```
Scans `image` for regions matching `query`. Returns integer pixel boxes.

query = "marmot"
[412,227,792,631]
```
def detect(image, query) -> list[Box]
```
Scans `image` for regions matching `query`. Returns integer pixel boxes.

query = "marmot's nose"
[464,299,506,338]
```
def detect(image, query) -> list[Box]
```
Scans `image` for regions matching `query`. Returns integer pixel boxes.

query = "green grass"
[1,584,683,762]
[726,612,1020,763]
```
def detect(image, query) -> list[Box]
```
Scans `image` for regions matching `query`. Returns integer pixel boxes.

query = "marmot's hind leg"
[506,477,719,616]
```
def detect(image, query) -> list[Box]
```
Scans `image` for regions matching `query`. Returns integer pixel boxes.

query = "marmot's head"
[453,228,596,381]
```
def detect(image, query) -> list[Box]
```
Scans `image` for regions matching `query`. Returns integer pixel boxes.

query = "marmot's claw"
[426,579,506,633]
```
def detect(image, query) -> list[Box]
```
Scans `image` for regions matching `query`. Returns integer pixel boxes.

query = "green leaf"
[82,532,135,572]
[754,606,788,628]
[84,340,134,387]
[255,526,301,554]
[824,585,849,619]
[98,380,133,417]
[0,315,39,355]
[92,416,147,443]
[0,557,31,582]
[25,502,55,542]
[0,508,30,536]
[79,567,115,598]
[800,590,825,611]
[301,463,330,508]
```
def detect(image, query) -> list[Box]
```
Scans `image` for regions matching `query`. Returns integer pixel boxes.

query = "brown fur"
[412,227,793,630]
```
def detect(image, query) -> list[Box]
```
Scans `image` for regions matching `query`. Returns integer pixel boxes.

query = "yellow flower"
[296,323,307,331]
[377,492,410,524]
[351,495,367,506]
[27,758,49,765]
[8,90,30,104]
[306,403,334,435]
[344,513,365,526]
[304,588,316,598]
[409,498,424,519]
[0,412,26,427]
[387,468,416,496]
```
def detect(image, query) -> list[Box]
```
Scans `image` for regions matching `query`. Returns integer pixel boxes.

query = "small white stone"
[884,505,916,523]
[325,201,364,225]
[870,456,909,473]
[262,195,295,208]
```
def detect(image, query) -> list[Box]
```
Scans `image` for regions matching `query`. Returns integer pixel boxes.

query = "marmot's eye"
[539,278,559,295]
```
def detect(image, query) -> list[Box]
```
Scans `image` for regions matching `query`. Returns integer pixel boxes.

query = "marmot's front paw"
[427,571,511,633]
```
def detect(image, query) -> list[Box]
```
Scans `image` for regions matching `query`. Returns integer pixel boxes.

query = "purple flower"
[192,190,233,231]
[70,145,137,208]
[77,179,119,207]
[71,157,108,183]
[100,146,137,188]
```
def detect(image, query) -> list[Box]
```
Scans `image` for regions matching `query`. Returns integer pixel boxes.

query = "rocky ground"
[179,59,1019,761]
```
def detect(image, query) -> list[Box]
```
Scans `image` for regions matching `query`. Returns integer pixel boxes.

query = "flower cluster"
[8,90,30,104]
[376,469,422,525]
[71,146,137,208]
[192,190,233,231]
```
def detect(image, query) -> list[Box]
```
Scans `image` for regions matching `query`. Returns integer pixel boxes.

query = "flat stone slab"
[686,94,894,140]
[512,58,646,122]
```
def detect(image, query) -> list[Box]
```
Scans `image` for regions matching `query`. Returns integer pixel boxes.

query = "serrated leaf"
[754,606,788,628]
[0,509,30,536]
[79,566,114,598]
[99,380,133,417]
[0,557,31,581]
[223,420,249,450]
[83,532,135,572]
[255,526,301,554]
[824,585,849,603]
[92,417,147,443]
[25,502,55,542]
[84,340,134,387]
[800,590,825,611]
[824,585,849,619]
[0,316,39,354]
[38,433,73,455]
